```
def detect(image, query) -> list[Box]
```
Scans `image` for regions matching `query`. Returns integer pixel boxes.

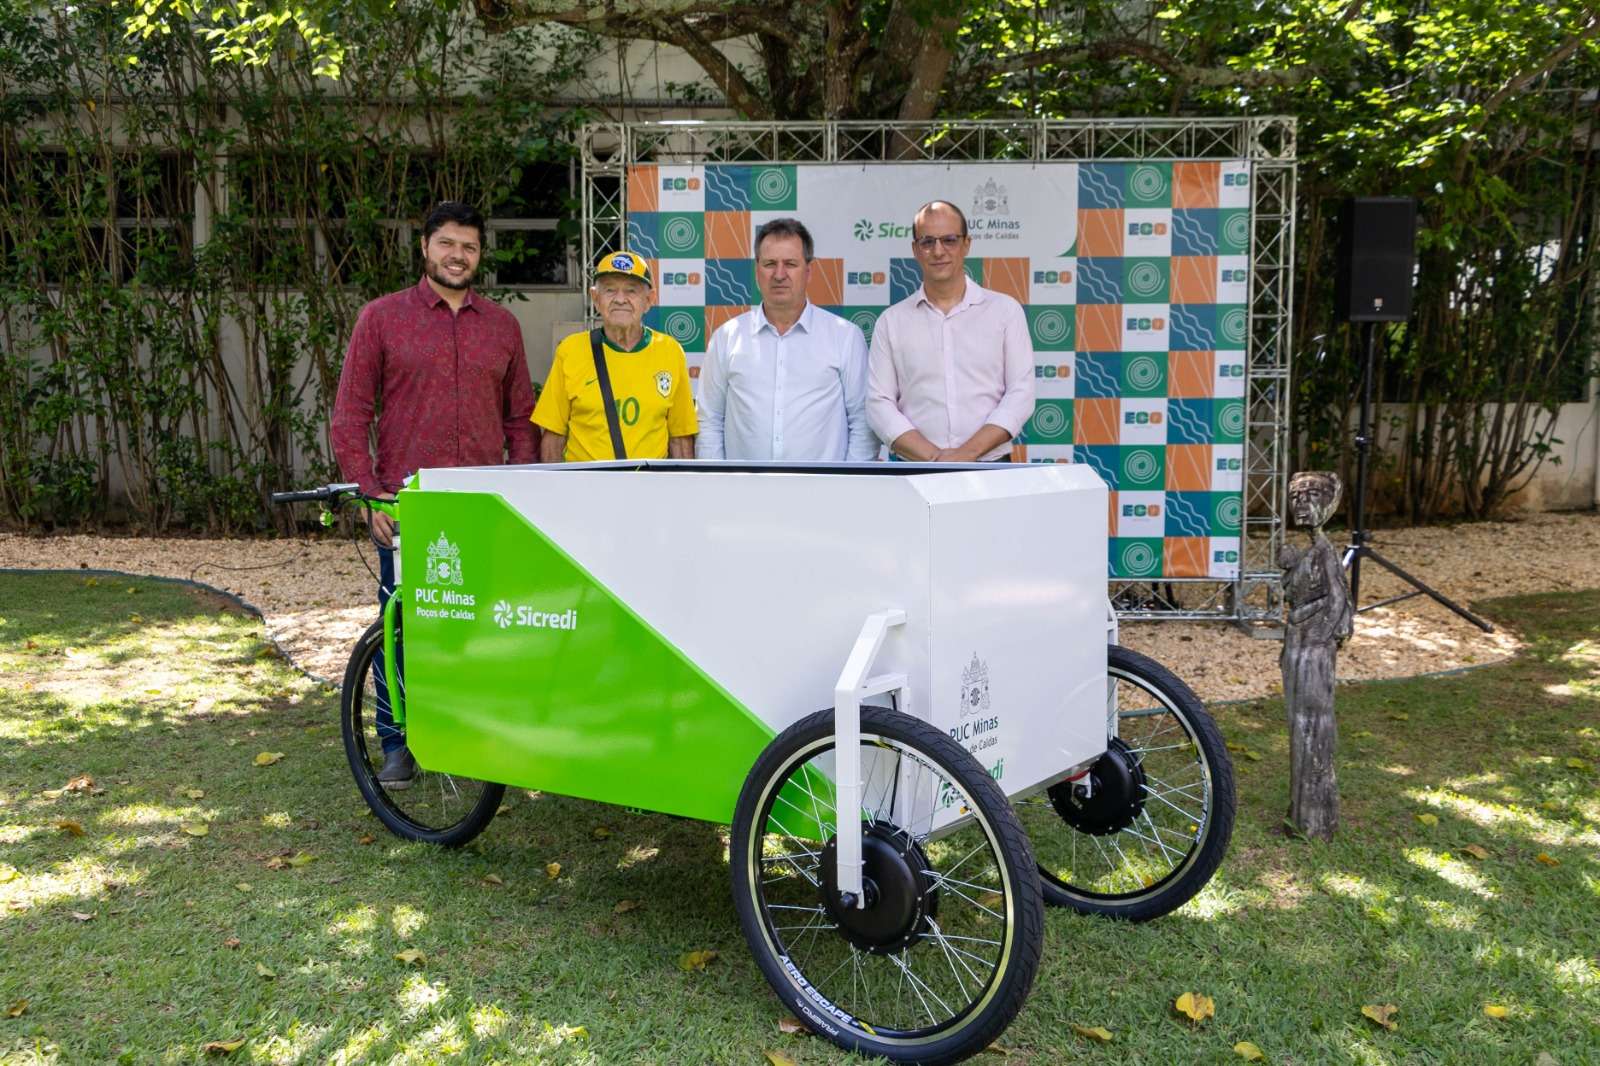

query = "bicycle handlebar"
[270,483,362,505]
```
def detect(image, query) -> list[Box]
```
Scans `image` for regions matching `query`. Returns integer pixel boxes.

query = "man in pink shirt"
[866,200,1035,462]
[331,200,537,786]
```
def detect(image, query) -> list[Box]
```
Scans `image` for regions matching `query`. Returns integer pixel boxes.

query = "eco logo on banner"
[622,160,1251,580]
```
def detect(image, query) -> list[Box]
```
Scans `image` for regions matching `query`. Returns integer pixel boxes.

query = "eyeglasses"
[913,234,967,251]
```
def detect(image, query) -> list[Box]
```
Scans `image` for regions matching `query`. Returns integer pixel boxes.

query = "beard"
[425,253,477,291]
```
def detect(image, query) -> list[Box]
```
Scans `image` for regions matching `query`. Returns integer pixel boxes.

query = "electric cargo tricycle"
[275,461,1235,1066]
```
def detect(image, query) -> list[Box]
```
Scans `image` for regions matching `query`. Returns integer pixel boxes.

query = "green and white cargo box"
[398,461,1108,825]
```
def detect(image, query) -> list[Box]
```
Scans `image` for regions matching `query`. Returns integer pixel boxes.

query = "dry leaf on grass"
[70,911,95,922]
[763,1052,798,1066]
[1234,1041,1265,1060]
[202,1038,246,1055]
[1462,844,1490,860]
[613,899,640,914]
[255,963,275,980]
[1174,992,1214,1024]
[1361,1004,1398,1030]
[234,883,252,893]
[1415,813,1439,826]
[482,873,504,886]
[545,862,561,880]
[253,752,285,767]
[592,826,611,839]
[393,949,426,965]
[5,1000,26,1018]
[678,949,719,972]
[185,789,206,800]
[223,937,240,949]
[1565,757,1591,771]
[1535,853,1561,867]
[1072,1024,1114,1042]
[286,852,314,867]
[181,823,209,837]
[357,834,375,845]
[0,866,19,883]
[777,1016,808,1035]
[64,774,95,792]
[1483,1004,1509,1019]
[55,820,85,836]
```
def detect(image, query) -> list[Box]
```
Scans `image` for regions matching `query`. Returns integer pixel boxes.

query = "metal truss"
[581,118,1297,626]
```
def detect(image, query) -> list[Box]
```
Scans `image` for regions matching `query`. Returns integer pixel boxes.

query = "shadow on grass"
[2,574,1597,1062]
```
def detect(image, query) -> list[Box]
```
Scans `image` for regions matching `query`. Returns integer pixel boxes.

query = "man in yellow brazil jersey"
[534,252,697,461]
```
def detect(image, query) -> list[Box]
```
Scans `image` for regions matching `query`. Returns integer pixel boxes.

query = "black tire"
[1018,645,1235,921]
[341,618,503,847]
[731,706,1044,1066]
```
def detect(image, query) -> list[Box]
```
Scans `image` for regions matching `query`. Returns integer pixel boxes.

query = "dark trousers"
[374,545,406,753]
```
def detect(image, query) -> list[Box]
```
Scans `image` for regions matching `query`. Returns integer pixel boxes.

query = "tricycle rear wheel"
[731,706,1043,1065]
[1018,645,1235,921]
[342,618,503,847]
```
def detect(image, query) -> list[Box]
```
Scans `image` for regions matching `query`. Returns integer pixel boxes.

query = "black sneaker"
[377,746,417,790]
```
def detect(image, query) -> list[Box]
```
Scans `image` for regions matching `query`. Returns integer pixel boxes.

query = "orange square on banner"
[1173,162,1219,209]
[705,211,751,258]
[1077,304,1122,351]
[626,165,660,213]
[1171,256,1217,304]
[1168,351,1214,397]
[1076,209,1124,257]
[1010,442,1028,463]
[1164,537,1209,577]
[705,304,749,339]
[982,258,1030,304]
[645,259,661,303]
[1107,490,1118,530]
[807,258,844,306]
[1166,444,1213,490]
[1075,398,1120,445]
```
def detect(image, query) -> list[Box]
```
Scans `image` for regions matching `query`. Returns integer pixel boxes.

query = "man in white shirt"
[696,218,877,462]
[866,200,1035,462]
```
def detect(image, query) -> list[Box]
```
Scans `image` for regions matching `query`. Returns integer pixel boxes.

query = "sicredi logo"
[1122,503,1162,518]
[1126,222,1168,236]
[1125,317,1166,330]
[1216,457,1242,471]
[492,599,579,631]
[1213,549,1240,563]
[661,177,701,191]
[663,272,701,285]
[853,219,914,240]
[1034,364,1072,379]
[1032,270,1073,284]
[1123,411,1164,425]
[847,271,886,285]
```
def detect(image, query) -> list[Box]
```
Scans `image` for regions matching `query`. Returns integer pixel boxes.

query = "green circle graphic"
[1216,495,1242,531]
[1123,450,1159,485]
[1126,355,1161,390]
[1121,542,1158,575]
[1224,213,1250,247]
[1220,308,1248,346]
[1033,309,1069,345]
[1131,165,1168,201]
[1218,402,1245,437]
[1127,261,1164,297]
[664,310,699,342]
[756,169,792,202]
[662,217,698,252]
[1032,404,1068,441]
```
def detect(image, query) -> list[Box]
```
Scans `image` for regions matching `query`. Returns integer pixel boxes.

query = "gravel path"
[4,510,1597,700]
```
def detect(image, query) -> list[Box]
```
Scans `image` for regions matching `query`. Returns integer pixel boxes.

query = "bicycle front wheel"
[341,618,503,846]
[731,706,1044,1065]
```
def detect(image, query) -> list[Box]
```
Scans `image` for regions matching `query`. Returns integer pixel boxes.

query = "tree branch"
[997,36,1311,88]
[1475,14,1600,126]
[647,14,771,118]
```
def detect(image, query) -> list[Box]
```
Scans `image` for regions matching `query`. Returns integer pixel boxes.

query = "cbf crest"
[960,653,991,719]
[425,532,463,586]
[655,370,673,397]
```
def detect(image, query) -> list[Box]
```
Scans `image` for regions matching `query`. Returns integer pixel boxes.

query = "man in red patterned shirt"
[331,201,537,787]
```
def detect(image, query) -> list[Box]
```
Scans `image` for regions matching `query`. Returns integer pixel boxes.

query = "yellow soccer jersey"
[533,328,698,461]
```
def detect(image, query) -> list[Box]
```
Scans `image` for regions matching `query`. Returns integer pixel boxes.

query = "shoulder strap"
[589,328,628,460]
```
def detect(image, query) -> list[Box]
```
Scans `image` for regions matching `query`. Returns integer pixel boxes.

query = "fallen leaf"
[613,899,640,914]
[496,804,512,815]
[202,1038,246,1055]
[185,789,206,800]
[5,1000,26,1018]
[56,819,85,836]
[255,963,275,980]
[264,857,287,870]
[592,826,612,839]
[224,937,240,949]
[777,1016,807,1035]
[1462,844,1489,859]
[1542,800,1561,812]
[1483,1004,1508,1019]
[482,873,504,886]
[70,911,95,922]
[1234,1041,1265,1061]
[1174,992,1214,1024]
[1072,1024,1114,1042]
[358,834,376,845]
[253,752,285,767]
[1361,1003,1398,1030]
[1243,750,1262,762]
[393,949,426,965]
[234,883,252,893]
[181,823,210,837]
[679,949,719,972]
[763,1052,798,1066]
[0,866,18,883]
[1415,813,1438,826]
[1565,757,1591,771]
[64,774,95,792]
[42,789,64,800]
[545,862,561,880]
[286,852,314,867]
[1353,730,1376,739]
[1388,712,1410,721]
[1535,853,1560,866]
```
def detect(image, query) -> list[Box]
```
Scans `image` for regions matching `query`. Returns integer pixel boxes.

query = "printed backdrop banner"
[623,161,1251,580]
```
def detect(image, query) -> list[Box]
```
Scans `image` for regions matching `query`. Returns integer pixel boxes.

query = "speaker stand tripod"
[1341,321,1493,632]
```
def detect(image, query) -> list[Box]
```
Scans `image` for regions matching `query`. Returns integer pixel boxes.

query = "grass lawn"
[0,573,1596,1064]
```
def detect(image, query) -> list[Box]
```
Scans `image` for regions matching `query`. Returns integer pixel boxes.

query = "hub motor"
[1048,737,1147,836]
[819,821,940,955]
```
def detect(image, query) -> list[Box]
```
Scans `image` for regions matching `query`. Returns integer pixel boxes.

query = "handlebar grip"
[270,483,362,505]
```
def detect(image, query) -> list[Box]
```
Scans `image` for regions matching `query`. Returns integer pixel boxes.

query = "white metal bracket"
[832,608,909,907]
